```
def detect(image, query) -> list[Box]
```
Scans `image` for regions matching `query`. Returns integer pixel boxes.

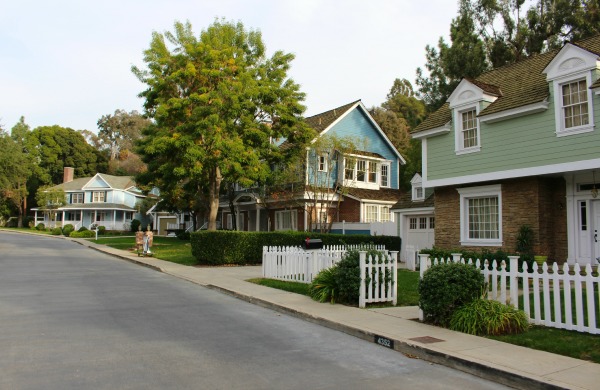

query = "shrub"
[69,230,96,238]
[97,225,106,235]
[450,299,530,336]
[190,230,400,266]
[333,248,386,305]
[418,262,485,327]
[130,219,141,232]
[36,223,45,231]
[77,226,88,232]
[309,267,338,303]
[62,224,75,236]
[51,227,63,235]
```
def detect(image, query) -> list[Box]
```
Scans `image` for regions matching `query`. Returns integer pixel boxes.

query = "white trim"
[393,207,435,214]
[423,158,600,188]
[447,79,499,109]
[457,184,503,246]
[411,123,451,139]
[479,100,549,123]
[455,105,481,154]
[552,72,595,136]
[543,43,599,81]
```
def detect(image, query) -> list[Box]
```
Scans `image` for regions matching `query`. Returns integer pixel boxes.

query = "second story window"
[318,155,328,172]
[368,162,377,183]
[356,160,366,182]
[71,193,84,204]
[380,164,389,187]
[92,191,105,203]
[461,109,478,149]
[562,79,589,129]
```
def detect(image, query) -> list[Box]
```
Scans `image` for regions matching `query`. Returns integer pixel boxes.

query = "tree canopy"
[97,109,150,161]
[133,19,313,230]
[0,122,31,227]
[416,0,600,110]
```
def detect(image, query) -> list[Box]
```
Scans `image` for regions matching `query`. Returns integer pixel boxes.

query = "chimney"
[63,167,74,183]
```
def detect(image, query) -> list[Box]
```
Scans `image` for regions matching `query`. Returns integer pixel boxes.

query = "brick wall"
[434,177,567,262]
[338,197,361,222]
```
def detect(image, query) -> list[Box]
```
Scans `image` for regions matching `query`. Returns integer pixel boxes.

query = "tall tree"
[97,109,150,161]
[133,20,313,230]
[417,0,600,109]
[0,123,31,227]
[371,79,427,190]
[27,125,109,186]
[416,3,488,110]
[35,185,66,228]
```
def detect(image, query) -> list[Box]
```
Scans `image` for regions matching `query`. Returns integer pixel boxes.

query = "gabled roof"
[391,190,434,211]
[54,173,137,192]
[305,100,361,133]
[413,34,600,134]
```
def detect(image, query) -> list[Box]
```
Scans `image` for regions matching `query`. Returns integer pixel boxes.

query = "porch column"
[256,208,260,231]
[62,211,65,227]
[113,210,117,230]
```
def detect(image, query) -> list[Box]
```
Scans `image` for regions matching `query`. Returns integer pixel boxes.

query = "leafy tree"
[417,0,600,109]
[97,109,150,161]
[416,3,488,110]
[0,118,35,227]
[27,125,109,186]
[133,20,312,230]
[35,185,66,228]
[371,79,426,190]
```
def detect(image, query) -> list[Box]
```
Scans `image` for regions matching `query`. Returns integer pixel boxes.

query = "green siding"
[427,78,600,181]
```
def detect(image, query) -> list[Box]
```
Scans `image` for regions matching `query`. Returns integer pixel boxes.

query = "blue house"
[33,167,152,231]
[219,100,406,232]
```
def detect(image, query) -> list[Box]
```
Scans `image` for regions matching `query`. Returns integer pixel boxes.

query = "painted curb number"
[374,335,394,349]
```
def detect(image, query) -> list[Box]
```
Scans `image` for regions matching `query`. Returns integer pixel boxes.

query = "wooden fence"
[262,245,397,308]
[419,254,600,335]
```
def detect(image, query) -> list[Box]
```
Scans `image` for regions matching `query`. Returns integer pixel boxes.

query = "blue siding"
[326,107,399,189]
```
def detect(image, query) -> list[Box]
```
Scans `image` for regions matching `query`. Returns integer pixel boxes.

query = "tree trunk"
[207,166,222,231]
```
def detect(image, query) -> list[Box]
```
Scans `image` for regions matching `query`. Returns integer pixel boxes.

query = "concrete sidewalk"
[76,238,599,390]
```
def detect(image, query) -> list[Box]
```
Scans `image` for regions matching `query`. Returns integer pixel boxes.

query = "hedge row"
[190,230,401,265]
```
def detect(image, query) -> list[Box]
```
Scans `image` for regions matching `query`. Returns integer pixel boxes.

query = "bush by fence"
[191,230,401,265]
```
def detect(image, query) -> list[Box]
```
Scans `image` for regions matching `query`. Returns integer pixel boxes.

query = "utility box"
[302,238,323,250]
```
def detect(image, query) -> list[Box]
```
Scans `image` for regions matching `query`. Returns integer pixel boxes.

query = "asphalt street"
[0,232,510,389]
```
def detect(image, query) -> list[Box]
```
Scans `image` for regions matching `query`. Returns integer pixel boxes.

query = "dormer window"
[561,79,589,129]
[461,109,478,148]
[455,106,480,154]
[543,43,596,137]
[411,173,425,201]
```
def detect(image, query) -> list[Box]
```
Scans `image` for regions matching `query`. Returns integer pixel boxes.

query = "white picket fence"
[419,254,600,335]
[262,245,397,308]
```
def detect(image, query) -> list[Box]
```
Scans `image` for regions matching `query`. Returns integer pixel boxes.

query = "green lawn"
[90,236,198,266]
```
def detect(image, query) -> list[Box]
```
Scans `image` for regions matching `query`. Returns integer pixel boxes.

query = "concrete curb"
[204,284,566,390]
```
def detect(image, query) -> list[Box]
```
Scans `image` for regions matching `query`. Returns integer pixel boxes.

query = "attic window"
[412,183,425,200]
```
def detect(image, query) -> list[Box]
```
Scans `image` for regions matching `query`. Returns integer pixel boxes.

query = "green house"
[412,34,600,265]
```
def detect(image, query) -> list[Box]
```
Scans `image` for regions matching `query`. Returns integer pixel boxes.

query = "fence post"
[359,251,367,308]
[508,256,519,308]
[418,253,430,279]
[390,251,398,306]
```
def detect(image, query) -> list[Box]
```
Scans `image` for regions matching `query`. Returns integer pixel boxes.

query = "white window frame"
[553,72,594,137]
[380,206,391,222]
[71,193,84,204]
[457,185,502,246]
[413,186,424,201]
[380,163,390,187]
[455,105,481,155]
[274,210,297,231]
[92,191,105,203]
[318,154,328,172]
[365,205,378,223]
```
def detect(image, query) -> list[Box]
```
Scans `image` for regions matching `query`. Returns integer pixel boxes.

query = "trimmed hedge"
[70,230,96,238]
[191,230,401,265]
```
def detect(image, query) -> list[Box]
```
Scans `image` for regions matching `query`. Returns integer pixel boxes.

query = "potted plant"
[515,225,534,270]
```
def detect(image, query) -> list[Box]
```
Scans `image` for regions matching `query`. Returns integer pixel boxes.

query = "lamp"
[593,171,598,199]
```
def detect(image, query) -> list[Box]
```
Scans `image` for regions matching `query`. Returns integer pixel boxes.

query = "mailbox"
[302,238,323,250]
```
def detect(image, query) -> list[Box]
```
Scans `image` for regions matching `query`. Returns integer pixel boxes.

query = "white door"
[593,201,600,264]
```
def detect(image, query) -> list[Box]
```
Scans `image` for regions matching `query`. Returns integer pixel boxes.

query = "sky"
[0,0,459,133]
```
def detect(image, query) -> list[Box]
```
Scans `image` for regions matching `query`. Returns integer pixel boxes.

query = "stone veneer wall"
[434,177,567,262]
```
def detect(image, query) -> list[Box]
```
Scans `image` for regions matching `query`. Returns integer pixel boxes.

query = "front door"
[594,201,600,264]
